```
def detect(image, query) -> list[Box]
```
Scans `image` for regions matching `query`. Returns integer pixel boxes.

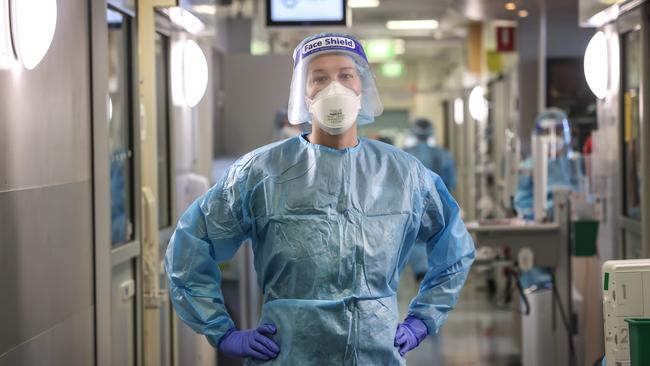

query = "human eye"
[340,73,354,81]
[311,73,328,85]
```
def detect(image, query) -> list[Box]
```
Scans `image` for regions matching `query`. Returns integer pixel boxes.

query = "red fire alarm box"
[496,27,516,52]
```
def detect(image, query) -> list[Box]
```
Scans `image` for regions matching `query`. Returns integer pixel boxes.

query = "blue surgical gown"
[165,134,475,365]
[404,142,458,276]
[514,155,584,219]
[404,142,457,192]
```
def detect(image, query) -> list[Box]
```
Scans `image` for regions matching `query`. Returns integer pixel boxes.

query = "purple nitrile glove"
[394,316,428,357]
[218,323,280,361]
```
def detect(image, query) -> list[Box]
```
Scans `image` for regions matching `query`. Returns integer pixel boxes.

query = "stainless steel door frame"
[617,3,650,258]
[154,13,176,366]
[640,3,650,258]
[89,1,111,364]
[90,1,143,365]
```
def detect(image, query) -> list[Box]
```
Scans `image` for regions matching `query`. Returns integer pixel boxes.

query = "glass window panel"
[108,8,135,245]
[155,32,172,229]
[622,30,641,220]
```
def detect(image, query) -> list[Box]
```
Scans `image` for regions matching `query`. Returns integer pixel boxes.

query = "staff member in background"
[165,32,475,365]
[405,118,457,192]
[404,118,458,281]
[514,108,585,220]
[274,106,304,140]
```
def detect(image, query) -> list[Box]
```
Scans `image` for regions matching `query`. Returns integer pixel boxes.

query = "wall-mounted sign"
[496,26,516,52]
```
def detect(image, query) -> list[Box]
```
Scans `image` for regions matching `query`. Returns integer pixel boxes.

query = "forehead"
[307,54,356,73]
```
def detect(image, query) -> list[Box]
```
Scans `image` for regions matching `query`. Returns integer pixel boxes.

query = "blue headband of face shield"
[293,35,369,68]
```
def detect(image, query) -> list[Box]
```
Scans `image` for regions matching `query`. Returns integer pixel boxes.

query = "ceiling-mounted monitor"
[266,0,347,26]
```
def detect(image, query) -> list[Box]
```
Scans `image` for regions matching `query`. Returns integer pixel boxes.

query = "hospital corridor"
[2,0,650,366]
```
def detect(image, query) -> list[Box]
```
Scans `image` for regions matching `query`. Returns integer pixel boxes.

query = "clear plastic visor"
[288,49,382,125]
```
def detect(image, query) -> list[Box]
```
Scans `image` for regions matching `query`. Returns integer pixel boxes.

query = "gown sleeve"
[407,168,476,335]
[442,150,458,193]
[164,162,252,346]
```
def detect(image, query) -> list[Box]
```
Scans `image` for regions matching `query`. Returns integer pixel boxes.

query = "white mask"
[307,81,361,135]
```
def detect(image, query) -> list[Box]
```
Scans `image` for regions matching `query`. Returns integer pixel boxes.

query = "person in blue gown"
[404,118,459,280]
[514,108,584,220]
[165,32,475,365]
[405,118,457,192]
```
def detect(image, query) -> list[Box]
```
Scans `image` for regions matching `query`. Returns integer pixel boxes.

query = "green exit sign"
[381,61,405,78]
[364,39,396,61]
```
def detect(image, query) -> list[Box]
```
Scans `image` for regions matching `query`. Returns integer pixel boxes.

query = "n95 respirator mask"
[308,81,361,135]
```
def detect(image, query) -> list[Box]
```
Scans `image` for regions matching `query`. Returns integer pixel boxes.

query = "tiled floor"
[397,266,522,366]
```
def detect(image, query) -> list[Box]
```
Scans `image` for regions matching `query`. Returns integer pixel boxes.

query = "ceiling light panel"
[386,19,439,30]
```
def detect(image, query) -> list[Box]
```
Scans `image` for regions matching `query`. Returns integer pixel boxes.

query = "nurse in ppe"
[404,118,458,281]
[165,32,475,365]
[514,108,585,220]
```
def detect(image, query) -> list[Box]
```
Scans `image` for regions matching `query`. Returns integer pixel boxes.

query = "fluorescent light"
[348,0,380,8]
[584,31,608,99]
[518,10,529,18]
[168,7,205,35]
[10,0,57,70]
[454,98,464,125]
[386,20,439,30]
[505,2,516,11]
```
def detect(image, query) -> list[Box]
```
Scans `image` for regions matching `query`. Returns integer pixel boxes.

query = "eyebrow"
[310,67,355,73]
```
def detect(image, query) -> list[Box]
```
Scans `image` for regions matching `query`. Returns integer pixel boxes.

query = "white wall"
[220,54,293,156]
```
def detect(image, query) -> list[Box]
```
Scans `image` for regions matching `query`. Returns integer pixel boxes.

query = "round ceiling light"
[584,31,608,99]
[183,40,208,108]
[10,0,57,70]
[469,86,488,121]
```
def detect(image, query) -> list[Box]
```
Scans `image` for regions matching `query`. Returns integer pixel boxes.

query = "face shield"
[288,32,383,126]
[533,108,571,159]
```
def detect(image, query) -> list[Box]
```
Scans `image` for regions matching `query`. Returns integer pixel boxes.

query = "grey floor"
[397,266,522,366]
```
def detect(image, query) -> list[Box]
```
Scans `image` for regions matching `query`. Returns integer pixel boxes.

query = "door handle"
[142,186,161,308]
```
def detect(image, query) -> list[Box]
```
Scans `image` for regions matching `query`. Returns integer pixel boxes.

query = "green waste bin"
[572,220,599,256]
[625,318,650,366]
